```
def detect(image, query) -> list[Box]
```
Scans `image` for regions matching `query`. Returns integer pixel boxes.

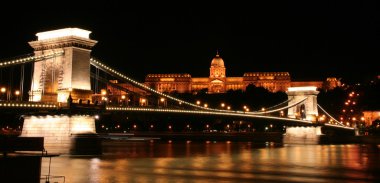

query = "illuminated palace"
[145,52,340,94]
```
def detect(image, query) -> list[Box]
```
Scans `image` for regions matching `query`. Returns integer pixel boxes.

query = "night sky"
[0,1,378,83]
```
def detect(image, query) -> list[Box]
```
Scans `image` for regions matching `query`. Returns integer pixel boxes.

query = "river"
[41,140,380,183]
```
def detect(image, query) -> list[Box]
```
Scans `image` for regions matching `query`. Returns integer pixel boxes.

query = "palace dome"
[211,53,225,67]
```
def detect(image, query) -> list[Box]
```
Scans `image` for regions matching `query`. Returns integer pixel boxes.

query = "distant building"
[144,52,338,94]
[363,111,380,126]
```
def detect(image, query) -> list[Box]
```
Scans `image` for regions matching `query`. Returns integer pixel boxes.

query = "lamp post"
[1,87,6,101]
[15,90,20,101]
[121,95,126,106]
[159,97,166,107]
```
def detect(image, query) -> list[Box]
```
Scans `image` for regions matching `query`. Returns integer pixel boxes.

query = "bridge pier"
[283,126,323,144]
[21,115,100,154]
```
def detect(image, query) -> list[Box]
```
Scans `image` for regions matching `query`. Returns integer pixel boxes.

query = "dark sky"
[0,1,378,83]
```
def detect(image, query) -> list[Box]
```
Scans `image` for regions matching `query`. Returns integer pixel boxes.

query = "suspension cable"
[248,97,308,115]
[251,98,294,112]
[317,104,344,126]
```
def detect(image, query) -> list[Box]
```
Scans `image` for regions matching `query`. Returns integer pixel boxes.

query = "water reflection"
[41,141,380,183]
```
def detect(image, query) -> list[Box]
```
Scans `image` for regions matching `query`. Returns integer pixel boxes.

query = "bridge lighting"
[221,103,225,107]
[168,125,172,130]
[101,90,107,95]
[245,108,250,112]
[361,117,365,121]
[204,104,208,108]
[0,87,6,93]
[243,105,247,109]
[133,124,137,129]
[287,86,317,92]
[121,95,126,99]
[227,106,231,110]
[261,107,265,112]
[160,98,165,102]
[150,124,154,129]
[196,100,201,105]
[36,28,91,40]
[94,115,99,119]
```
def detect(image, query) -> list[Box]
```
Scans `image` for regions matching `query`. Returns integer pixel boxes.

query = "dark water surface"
[41,140,380,183]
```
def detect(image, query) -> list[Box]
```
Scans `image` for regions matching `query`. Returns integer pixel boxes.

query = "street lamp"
[196,100,201,105]
[1,87,6,101]
[221,103,225,108]
[15,90,20,101]
[140,98,147,106]
[160,97,166,107]
[121,95,126,106]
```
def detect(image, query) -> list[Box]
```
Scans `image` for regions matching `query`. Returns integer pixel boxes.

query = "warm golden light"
[196,100,201,105]
[221,103,225,107]
[121,95,126,99]
[36,28,91,40]
[227,106,231,110]
[204,104,208,108]
[287,86,317,92]
[15,90,20,96]
[101,90,107,95]
[0,87,6,93]
[160,98,165,102]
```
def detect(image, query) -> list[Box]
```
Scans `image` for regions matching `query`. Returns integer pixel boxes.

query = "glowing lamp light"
[36,28,91,40]
[287,86,317,92]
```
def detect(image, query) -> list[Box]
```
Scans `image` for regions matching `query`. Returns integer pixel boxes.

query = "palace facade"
[145,53,340,94]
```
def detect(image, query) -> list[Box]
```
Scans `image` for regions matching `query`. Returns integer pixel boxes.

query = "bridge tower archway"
[28,28,97,103]
[286,86,319,121]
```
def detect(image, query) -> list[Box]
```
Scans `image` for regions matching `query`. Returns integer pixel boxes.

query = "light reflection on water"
[41,141,380,183]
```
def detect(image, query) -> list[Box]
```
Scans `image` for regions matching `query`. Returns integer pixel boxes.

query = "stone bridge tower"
[286,86,319,121]
[28,28,97,103]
